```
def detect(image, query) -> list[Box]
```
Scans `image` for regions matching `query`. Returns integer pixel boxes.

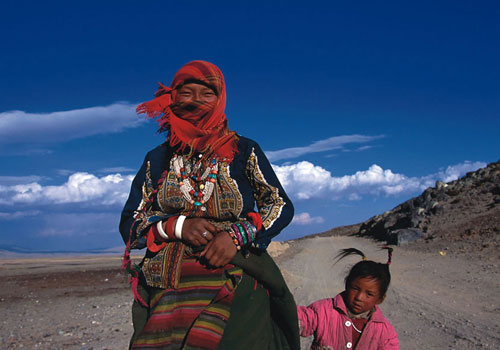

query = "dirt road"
[1,236,499,349]
[275,235,500,349]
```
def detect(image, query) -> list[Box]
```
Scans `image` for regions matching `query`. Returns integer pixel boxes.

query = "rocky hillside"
[358,160,500,257]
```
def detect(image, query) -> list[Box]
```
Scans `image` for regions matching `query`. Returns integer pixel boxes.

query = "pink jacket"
[297,293,399,350]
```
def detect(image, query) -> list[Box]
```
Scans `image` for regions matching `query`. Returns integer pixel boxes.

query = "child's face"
[345,277,385,314]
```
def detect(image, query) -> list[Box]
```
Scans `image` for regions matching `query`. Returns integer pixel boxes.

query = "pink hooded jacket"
[297,293,399,350]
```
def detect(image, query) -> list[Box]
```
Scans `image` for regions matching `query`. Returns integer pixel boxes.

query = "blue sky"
[0,1,498,252]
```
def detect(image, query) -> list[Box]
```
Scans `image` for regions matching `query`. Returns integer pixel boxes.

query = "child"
[297,248,399,350]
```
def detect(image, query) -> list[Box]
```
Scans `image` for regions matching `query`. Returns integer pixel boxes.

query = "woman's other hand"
[200,232,237,267]
[181,218,216,246]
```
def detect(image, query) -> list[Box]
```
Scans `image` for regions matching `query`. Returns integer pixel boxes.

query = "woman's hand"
[181,218,216,246]
[200,231,237,267]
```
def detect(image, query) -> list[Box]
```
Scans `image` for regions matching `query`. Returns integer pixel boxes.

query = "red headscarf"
[137,60,239,162]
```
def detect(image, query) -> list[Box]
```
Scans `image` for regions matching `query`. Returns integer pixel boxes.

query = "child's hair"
[335,247,393,297]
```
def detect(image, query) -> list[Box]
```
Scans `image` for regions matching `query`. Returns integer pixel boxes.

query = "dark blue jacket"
[119,136,294,250]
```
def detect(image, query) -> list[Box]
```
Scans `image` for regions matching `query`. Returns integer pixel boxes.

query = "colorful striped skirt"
[130,251,300,350]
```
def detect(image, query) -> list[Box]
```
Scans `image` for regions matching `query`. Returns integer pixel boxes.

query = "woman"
[120,61,299,350]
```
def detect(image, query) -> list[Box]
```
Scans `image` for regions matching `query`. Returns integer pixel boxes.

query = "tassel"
[130,273,148,307]
[247,212,263,232]
[121,230,149,307]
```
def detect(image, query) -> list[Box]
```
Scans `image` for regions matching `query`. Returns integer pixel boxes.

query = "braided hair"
[335,247,393,297]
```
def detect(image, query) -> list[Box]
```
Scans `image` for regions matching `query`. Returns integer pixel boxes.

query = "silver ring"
[201,231,208,238]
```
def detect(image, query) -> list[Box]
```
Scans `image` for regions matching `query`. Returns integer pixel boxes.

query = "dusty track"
[1,236,499,349]
[276,236,500,350]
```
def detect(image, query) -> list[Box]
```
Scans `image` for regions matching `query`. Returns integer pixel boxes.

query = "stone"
[387,228,424,246]
[436,181,448,189]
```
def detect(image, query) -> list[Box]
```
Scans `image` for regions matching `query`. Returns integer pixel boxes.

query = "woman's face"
[175,83,217,104]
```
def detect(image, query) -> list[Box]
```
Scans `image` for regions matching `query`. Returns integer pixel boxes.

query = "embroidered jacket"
[297,294,399,350]
[119,136,294,251]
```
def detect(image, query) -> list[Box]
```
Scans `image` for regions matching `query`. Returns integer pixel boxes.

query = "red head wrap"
[137,60,239,161]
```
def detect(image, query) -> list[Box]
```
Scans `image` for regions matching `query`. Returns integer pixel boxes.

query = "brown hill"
[357,160,500,259]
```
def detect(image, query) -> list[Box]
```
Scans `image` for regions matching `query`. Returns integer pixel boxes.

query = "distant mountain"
[0,244,124,256]
[358,160,500,254]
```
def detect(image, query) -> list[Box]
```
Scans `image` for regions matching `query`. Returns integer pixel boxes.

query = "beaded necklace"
[172,154,218,211]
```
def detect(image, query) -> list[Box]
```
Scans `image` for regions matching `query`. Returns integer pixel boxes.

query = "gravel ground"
[1,236,499,349]
[275,236,500,350]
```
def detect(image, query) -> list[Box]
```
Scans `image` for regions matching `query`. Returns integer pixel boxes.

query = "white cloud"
[0,172,134,206]
[434,161,486,183]
[266,135,384,161]
[98,166,136,174]
[0,175,44,186]
[0,102,143,145]
[292,212,325,225]
[0,160,486,213]
[355,145,374,152]
[274,160,486,201]
[0,210,41,220]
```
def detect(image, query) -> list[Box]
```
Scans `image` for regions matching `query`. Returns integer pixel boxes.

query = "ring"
[201,231,208,238]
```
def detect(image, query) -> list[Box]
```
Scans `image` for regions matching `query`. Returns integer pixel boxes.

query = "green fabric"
[129,283,151,350]
[220,251,300,350]
[129,251,300,350]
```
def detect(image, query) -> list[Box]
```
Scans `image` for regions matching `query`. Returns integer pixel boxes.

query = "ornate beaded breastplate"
[157,154,243,221]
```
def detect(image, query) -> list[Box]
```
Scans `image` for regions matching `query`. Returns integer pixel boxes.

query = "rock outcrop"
[359,160,500,251]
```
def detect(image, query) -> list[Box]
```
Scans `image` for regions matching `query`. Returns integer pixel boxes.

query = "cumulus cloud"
[266,135,383,161]
[292,212,325,225]
[430,161,486,183]
[0,160,486,212]
[274,160,486,201]
[0,172,133,206]
[0,102,143,145]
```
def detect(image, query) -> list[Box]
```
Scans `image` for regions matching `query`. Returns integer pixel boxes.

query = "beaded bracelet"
[227,229,241,251]
[231,220,257,247]
[233,225,244,246]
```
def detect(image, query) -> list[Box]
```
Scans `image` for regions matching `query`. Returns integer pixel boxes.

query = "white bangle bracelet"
[175,215,186,240]
[156,221,169,240]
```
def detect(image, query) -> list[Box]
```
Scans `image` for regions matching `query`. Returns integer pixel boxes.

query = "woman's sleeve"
[296,303,320,337]
[119,152,172,249]
[245,142,294,249]
[119,154,149,248]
